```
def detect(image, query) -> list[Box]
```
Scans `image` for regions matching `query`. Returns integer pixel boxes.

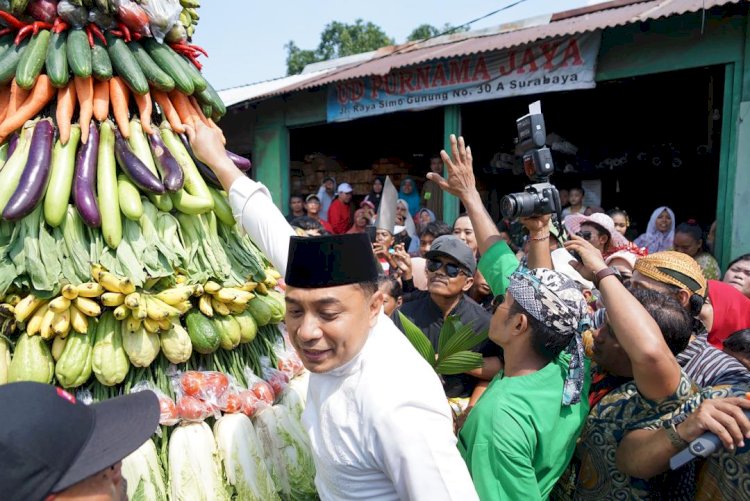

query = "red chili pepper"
[0,11,25,30]
[14,25,33,45]
[52,18,69,34]
[85,25,94,47]
[131,31,143,41]
[0,28,11,37]
[109,29,123,38]
[190,44,208,58]
[116,22,131,43]
[88,23,106,45]
[185,53,202,70]
[27,21,52,37]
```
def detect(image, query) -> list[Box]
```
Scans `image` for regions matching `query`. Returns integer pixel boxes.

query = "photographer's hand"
[429,135,506,257]
[520,215,552,269]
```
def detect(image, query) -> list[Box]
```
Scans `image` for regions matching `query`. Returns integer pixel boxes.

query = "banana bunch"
[179,0,201,38]
[197,280,256,317]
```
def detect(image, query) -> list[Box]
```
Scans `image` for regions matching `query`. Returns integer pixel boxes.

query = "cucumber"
[0,33,16,59]
[196,81,226,121]
[16,29,51,89]
[185,311,220,354]
[97,121,122,249]
[0,38,30,85]
[174,52,207,93]
[142,38,193,95]
[45,31,69,88]
[128,41,174,92]
[91,38,113,81]
[66,29,92,78]
[105,33,148,95]
[117,175,144,221]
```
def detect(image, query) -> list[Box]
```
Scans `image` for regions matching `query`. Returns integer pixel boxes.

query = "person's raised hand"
[676,396,750,450]
[184,121,229,172]
[427,134,478,203]
[564,234,607,279]
[392,243,413,279]
[519,215,551,237]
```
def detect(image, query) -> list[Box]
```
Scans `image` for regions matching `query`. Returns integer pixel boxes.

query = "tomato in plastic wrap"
[222,392,242,414]
[203,371,229,399]
[238,390,263,417]
[177,395,211,422]
[180,371,206,397]
[251,381,275,405]
[158,396,179,426]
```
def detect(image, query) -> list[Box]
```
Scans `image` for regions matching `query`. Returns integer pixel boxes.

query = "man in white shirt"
[186,122,478,501]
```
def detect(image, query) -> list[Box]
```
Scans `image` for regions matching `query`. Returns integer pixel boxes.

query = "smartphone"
[365,225,377,243]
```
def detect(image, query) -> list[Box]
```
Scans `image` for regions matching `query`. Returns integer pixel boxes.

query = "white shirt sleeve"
[228,176,296,276]
[372,402,479,501]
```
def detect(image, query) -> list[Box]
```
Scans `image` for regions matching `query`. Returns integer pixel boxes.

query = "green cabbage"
[214,413,280,501]
[253,404,317,501]
[169,422,230,501]
[121,439,167,501]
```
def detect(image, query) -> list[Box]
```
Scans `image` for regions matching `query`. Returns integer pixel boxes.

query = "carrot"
[187,96,210,127]
[133,91,153,134]
[109,77,131,138]
[168,90,195,128]
[93,78,109,122]
[55,81,77,145]
[7,79,30,121]
[0,75,55,143]
[74,76,93,144]
[152,89,184,133]
[0,85,11,125]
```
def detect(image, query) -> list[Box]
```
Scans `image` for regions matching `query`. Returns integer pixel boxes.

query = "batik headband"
[508,266,591,406]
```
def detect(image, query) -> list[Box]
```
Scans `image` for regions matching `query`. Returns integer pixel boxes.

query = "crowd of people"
[4,120,750,500]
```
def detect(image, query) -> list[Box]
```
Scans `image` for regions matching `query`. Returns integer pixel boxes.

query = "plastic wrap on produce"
[140,0,182,43]
[57,0,88,28]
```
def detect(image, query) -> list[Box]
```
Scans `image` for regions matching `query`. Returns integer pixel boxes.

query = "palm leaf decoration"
[398,311,436,367]
[399,313,486,375]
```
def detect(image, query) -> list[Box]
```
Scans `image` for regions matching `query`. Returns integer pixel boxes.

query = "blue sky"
[193,0,605,91]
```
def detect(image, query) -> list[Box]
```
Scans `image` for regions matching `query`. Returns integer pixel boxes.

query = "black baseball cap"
[0,382,159,501]
[425,235,477,275]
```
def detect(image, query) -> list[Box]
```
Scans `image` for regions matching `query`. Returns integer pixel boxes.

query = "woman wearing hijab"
[364,177,384,212]
[396,199,420,255]
[399,178,421,217]
[634,206,675,253]
[416,208,436,231]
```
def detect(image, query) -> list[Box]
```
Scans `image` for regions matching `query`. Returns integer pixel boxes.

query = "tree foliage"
[285,19,394,75]
[407,23,468,41]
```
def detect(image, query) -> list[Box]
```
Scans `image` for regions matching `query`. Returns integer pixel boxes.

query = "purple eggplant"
[147,131,184,193]
[226,150,251,171]
[113,128,165,194]
[6,132,19,158]
[73,122,101,227]
[2,119,55,221]
[178,133,220,187]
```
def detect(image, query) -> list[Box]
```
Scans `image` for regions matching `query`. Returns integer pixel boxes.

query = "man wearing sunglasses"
[392,235,500,399]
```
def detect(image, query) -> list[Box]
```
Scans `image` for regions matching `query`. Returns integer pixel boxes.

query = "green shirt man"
[457,241,592,500]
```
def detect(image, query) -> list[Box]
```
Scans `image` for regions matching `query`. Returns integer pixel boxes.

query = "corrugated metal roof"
[217,69,333,108]
[251,0,741,101]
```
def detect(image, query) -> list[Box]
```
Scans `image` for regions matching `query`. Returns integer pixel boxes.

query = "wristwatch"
[665,422,689,450]
[593,267,620,288]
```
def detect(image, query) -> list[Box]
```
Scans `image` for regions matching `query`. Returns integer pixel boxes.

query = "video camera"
[500,102,563,223]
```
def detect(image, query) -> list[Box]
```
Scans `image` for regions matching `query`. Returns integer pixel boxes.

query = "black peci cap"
[0,382,160,501]
[285,233,381,288]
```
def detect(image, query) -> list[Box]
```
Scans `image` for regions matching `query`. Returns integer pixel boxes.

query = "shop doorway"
[461,65,724,237]
[288,107,444,208]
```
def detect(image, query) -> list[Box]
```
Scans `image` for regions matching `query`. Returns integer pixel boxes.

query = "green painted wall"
[253,100,289,210]
[443,105,461,226]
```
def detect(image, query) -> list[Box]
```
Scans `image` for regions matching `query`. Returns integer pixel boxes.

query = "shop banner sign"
[327,32,601,122]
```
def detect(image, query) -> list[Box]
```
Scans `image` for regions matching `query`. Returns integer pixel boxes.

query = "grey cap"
[425,235,477,275]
